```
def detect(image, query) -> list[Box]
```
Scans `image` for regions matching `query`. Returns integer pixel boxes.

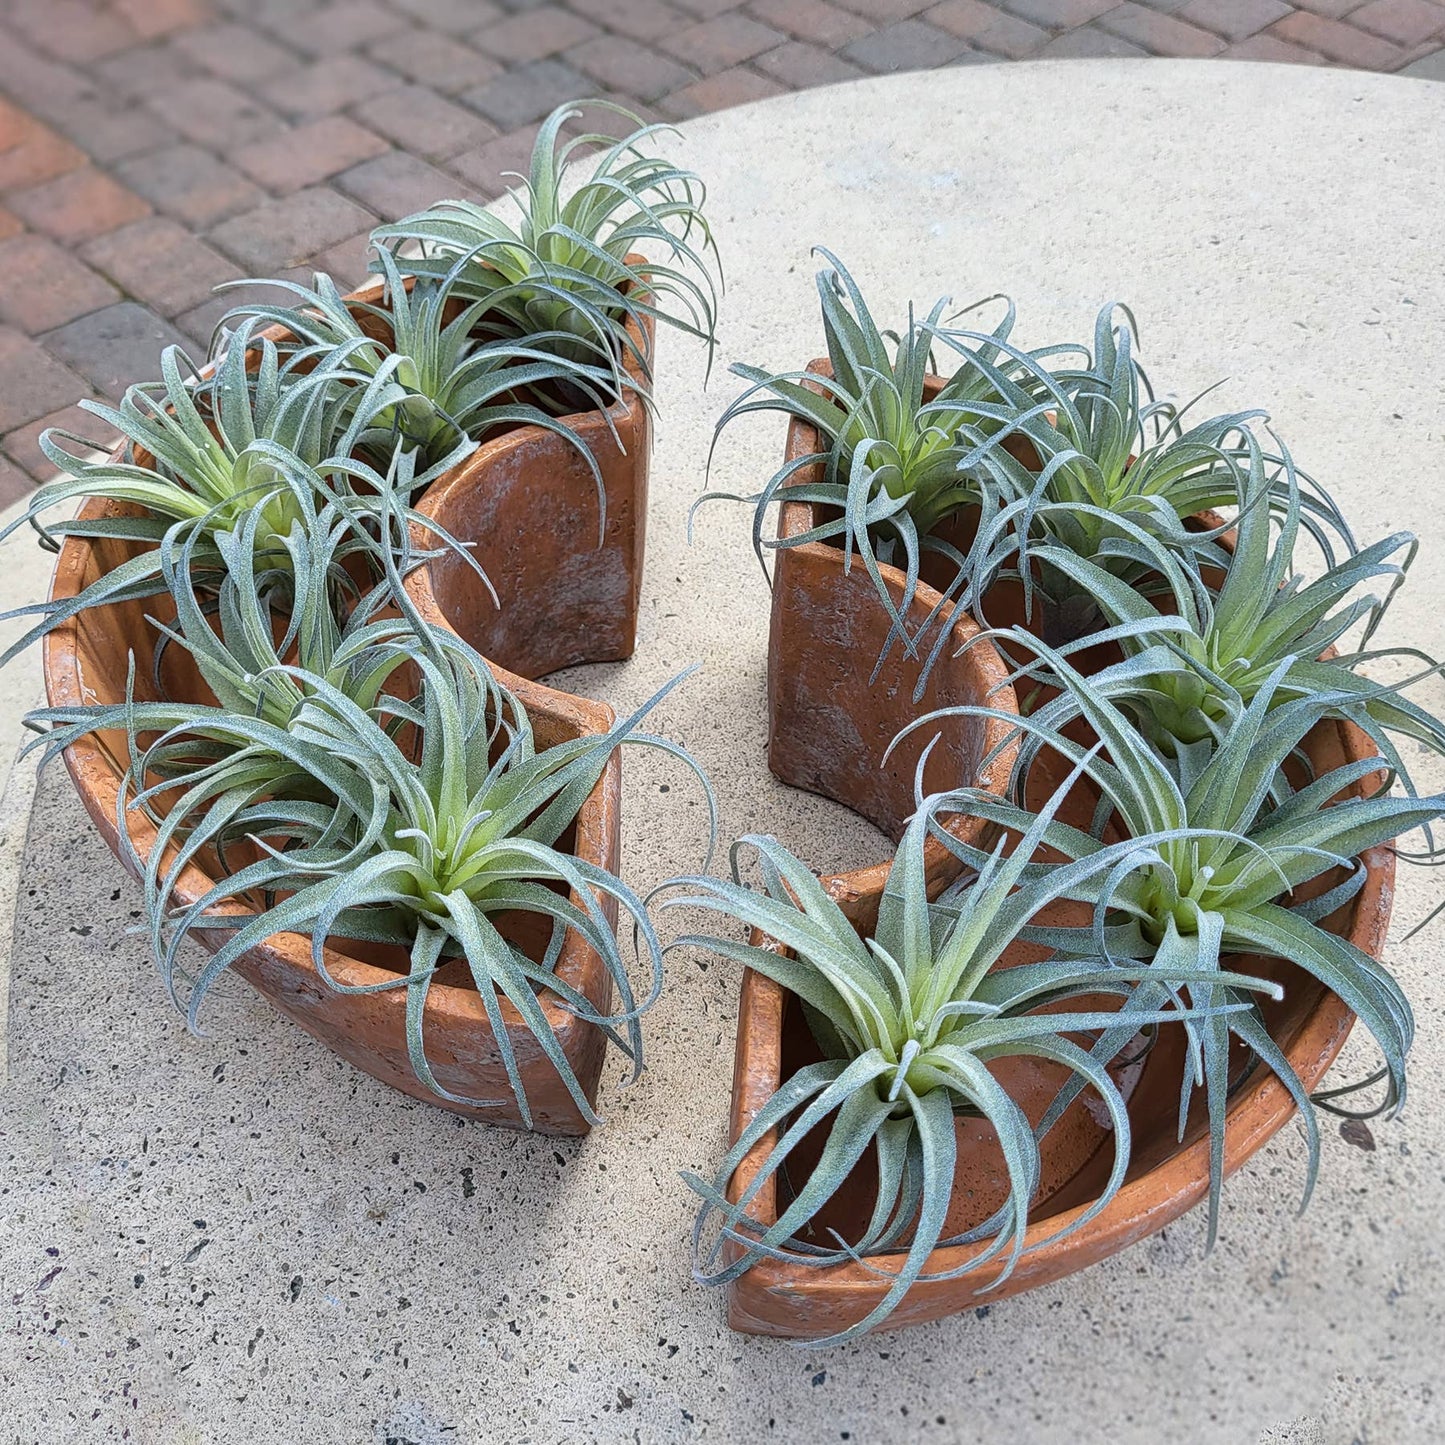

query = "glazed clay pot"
[768,366,1019,921]
[43,494,624,1136]
[722,719,1392,1338]
[403,262,656,681]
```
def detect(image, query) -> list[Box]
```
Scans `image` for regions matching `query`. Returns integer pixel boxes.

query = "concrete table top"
[3,60,1444,1444]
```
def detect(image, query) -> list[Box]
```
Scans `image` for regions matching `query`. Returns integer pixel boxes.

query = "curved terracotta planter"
[722,719,1392,1337]
[232,264,655,682]
[403,262,656,681]
[769,367,1019,926]
[43,494,624,1136]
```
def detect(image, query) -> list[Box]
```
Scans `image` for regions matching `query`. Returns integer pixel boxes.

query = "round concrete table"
[3,61,1444,1444]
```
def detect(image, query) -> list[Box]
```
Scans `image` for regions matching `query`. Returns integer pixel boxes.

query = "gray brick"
[208,186,376,272]
[39,302,192,400]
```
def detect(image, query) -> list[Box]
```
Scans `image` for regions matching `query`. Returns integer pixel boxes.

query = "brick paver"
[0,0,1439,485]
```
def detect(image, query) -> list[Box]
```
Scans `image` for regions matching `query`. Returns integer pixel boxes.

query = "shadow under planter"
[722,719,1392,1338]
[44,495,624,1136]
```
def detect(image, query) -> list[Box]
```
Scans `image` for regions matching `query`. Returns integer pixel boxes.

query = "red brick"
[257,55,404,119]
[746,0,872,43]
[7,168,152,245]
[0,99,30,150]
[1178,0,1293,38]
[472,6,601,61]
[366,29,503,93]
[115,144,263,229]
[1267,10,1406,60]
[361,84,499,161]
[926,0,1050,53]
[0,234,120,332]
[0,126,85,194]
[306,230,380,290]
[336,151,469,220]
[1348,0,1445,43]
[81,218,239,318]
[658,64,787,118]
[565,35,698,100]
[145,78,285,150]
[0,208,20,241]
[1218,30,1329,54]
[752,38,868,82]
[208,185,377,272]
[0,327,89,432]
[573,0,690,42]
[1097,1,1227,51]
[111,0,212,39]
[232,117,389,193]
[7,0,140,64]
[172,21,299,82]
[446,129,543,198]
[664,12,788,66]
[2,401,112,481]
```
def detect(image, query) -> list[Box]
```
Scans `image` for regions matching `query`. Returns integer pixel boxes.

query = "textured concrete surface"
[2,62,1445,1443]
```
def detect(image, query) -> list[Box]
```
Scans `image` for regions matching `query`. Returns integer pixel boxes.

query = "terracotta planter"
[768,366,1019,923]
[232,263,655,683]
[722,719,1392,1338]
[402,260,656,681]
[43,494,624,1136]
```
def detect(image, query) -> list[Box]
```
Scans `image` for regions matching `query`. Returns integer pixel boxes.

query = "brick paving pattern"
[0,0,1441,508]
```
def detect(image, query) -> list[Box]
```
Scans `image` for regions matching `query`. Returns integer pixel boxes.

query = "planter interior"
[43,495,624,1135]
[724,719,1391,1338]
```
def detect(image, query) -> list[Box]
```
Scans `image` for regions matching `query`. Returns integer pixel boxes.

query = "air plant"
[371,99,719,409]
[701,251,1058,647]
[936,303,1357,647]
[24,512,716,1126]
[215,246,622,488]
[663,763,1271,1344]
[0,339,473,666]
[999,430,1445,794]
[895,640,1443,1240]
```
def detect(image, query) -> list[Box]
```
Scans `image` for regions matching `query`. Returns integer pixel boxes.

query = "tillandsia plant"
[0,338,475,666]
[25,514,718,1126]
[702,250,1048,643]
[894,639,1443,1238]
[215,246,623,489]
[372,99,719,410]
[664,764,1272,1344]
[934,303,1357,647]
[999,432,1445,792]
